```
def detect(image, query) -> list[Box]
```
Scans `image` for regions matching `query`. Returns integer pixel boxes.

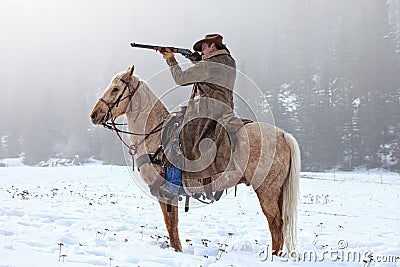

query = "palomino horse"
[90,65,301,255]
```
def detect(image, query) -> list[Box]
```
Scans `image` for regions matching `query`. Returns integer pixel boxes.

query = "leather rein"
[99,78,164,170]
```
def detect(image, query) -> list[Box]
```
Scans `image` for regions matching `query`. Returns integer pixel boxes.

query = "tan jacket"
[166,49,236,179]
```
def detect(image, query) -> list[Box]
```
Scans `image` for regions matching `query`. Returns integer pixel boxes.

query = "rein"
[104,117,164,170]
[99,78,165,170]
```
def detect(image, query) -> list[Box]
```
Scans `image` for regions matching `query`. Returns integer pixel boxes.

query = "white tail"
[282,132,301,254]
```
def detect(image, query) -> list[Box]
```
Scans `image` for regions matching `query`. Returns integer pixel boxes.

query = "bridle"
[98,77,164,169]
[99,78,140,123]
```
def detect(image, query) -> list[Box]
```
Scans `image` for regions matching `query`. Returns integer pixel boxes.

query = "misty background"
[1,0,400,172]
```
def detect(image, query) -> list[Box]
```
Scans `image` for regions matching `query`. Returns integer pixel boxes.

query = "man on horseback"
[90,36,300,253]
[158,34,237,200]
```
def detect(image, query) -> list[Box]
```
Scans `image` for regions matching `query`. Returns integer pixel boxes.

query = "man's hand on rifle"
[159,48,174,60]
[189,52,201,62]
[157,47,201,62]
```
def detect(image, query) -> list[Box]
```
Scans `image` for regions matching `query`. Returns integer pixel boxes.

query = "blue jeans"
[164,167,182,194]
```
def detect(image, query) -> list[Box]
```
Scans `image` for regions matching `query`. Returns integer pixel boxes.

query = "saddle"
[136,106,252,211]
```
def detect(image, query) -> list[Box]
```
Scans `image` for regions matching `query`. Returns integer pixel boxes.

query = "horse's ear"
[122,65,135,81]
[127,65,135,76]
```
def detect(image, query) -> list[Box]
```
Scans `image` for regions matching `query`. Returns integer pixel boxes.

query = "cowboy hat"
[193,34,227,52]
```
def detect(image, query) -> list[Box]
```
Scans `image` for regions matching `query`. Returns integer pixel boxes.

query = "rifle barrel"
[130,43,156,49]
[130,42,193,58]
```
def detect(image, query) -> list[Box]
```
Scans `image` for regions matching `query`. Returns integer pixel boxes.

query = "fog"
[1,0,400,171]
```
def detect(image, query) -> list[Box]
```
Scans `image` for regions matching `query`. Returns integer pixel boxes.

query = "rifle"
[130,42,200,60]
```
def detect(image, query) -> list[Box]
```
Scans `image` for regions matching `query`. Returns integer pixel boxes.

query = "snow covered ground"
[0,165,399,266]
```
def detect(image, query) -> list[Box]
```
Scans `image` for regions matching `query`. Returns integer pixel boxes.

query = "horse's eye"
[112,87,119,93]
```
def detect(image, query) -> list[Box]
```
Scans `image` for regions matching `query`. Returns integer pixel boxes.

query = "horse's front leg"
[158,199,182,252]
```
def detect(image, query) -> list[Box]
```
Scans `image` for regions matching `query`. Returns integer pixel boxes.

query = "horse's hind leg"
[158,200,182,252]
[255,178,285,255]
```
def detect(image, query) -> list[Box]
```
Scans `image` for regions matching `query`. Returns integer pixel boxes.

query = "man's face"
[201,42,214,55]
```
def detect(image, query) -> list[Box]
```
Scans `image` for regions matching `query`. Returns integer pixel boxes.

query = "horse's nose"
[90,112,97,120]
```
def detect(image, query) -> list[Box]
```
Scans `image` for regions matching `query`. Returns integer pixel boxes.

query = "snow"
[352,98,360,108]
[0,166,399,266]
[0,157,25,167]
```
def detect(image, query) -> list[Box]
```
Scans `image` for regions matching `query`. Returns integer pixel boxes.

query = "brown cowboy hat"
[193,33,227,52]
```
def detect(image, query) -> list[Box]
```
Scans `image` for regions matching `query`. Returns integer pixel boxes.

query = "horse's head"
[90,65,139,125]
